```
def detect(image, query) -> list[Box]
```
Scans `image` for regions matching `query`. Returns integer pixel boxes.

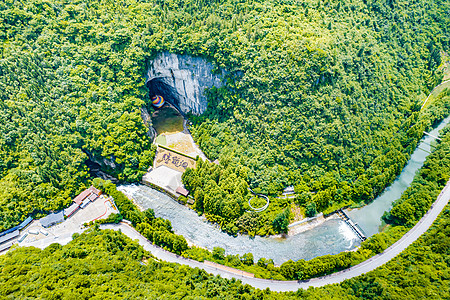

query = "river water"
[347,116,450,236]
[118,116,449,265]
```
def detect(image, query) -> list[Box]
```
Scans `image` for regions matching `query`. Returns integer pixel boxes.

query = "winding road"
[11,178,450,292]
[421,78,450,109]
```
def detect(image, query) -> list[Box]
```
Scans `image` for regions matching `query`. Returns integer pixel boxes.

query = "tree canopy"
[1,0,449,231]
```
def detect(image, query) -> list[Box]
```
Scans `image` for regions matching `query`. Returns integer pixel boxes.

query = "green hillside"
[1,0,450,297]
[0,0,449,230]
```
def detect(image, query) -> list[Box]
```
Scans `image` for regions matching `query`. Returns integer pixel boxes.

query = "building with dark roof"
[40,211,64,228]
[0,229,19,244]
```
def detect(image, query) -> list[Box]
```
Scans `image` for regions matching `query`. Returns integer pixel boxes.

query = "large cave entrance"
[146,77,184,116]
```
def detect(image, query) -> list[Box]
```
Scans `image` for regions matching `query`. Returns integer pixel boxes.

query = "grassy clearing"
[155,135,167,145]
[249,196,267,209]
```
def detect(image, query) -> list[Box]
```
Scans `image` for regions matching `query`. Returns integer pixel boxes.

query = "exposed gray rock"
[85,149,118,170]
[140,106,156,141]
[146,52,223,115]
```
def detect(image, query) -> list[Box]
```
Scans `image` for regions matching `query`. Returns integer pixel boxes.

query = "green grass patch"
[249,196,267,209]
[155,135,167,145]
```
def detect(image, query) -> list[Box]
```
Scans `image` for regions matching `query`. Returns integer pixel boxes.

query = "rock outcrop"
[140,107,156,141]
[146,52,223,115]
[84,149,118,170]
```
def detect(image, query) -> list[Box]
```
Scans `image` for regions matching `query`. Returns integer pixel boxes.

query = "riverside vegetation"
[1,203,449,299]
[1,0,449,234]
[1,0,450,297]
[3,131,449,294]
[91,118,450,282]
[182,87,450,236]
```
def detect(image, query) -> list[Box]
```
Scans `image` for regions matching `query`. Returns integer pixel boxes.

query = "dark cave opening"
[146,77,184,114]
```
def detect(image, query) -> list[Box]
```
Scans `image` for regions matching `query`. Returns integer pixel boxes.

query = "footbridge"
[337,209,367,241]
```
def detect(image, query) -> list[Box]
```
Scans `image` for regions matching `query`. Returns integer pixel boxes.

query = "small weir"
[120,116,450,263]
[423,131,442,141]
[336,209,367,241]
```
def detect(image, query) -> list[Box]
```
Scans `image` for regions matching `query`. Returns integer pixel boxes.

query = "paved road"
[8,180,450,292]
[421,78,450,109]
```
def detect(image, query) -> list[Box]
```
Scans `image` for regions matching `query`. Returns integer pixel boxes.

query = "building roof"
[283,186,295,193]
[73,189,92,206]
[0,242,13,252]
[80,198,91,209]
[142,165,183,193]
[0,216,34,238]
[0,225,20,238]
[64,203,79,217]
[0,229,19,244]
[176,186,189,197]
[90,186,101,196]
[73,186,101,205]
[19,217,33,229]
[40,211,64,228]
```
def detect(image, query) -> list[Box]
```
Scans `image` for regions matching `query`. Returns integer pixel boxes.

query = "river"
[118,116,449,265]
[346,116,450,236]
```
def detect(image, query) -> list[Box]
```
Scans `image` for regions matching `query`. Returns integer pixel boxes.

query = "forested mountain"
[1,0,449,297]
[188,0,450,203]
[102,121,450,281]
[0,0,449,228]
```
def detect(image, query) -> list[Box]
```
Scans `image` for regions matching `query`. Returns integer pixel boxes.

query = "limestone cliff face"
[140,107,156,141]
[146,52,223,115]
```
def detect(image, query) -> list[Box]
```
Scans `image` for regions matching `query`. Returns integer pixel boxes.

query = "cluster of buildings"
[0,217,33,252]
[63,186,102,219]
[0,186,102,252]
[38,186,102,228]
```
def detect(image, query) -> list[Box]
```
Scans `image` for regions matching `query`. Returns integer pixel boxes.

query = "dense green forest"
[182,87,450,236]
[188,0,450,206]
[182,159,295,235]
[1,201,449,299]
[93,118,450,281]
[1,0,450,297]
[1,0,449,231]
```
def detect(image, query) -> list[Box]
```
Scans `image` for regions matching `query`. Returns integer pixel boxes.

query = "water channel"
[118,116,450,265]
